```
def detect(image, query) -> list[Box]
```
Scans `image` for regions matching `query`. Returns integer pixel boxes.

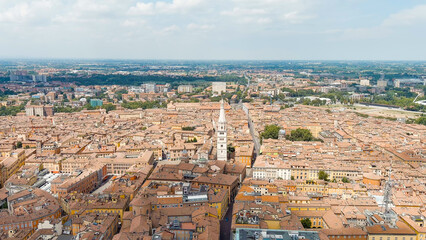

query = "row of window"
[372,237,414,240]
[1,221,32,231]
[330,236,364,239]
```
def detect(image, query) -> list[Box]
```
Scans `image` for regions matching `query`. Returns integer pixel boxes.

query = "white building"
[178,85,193,93]
[216,99,227,161]
[360,79,370,86]
[394,79,400,88]
[129,86,144,93]
[25,105,46,116]
[252,155,291,180]
[142,83,156,93]
[212,82,226,94]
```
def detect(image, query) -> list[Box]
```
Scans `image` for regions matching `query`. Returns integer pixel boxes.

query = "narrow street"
[220,202,234,240]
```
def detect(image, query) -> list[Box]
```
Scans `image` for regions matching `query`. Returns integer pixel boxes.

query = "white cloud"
[52,0,125,24]
[334,4,426,40]
[337,26,389,40]
[281,11,315,24]
[257,18,272,24]
[221,8,267,16]
[0,3,31,23]
[122,19,146,27]
[220,0,317,25]
[128,0,205,15]
[187,23,214,31]
[128,2,154,15]
[157,25,180,35]
[0,0,423,60]
[0,0,55,23]
[156,0,204,14]
[383,4,426,26]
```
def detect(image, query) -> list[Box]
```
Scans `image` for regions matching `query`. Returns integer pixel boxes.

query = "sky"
[0,0,425,60]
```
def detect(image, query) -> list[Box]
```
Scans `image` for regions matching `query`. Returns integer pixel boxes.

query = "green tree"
[342,177,350,183]
[102,103,116,113]
[0,201,7,209]
[301,218,312,228]
[286,128,314,141]
[16,141,22,149]
[0,103,25,116]
[115,89,128,100]
[291,176,295,180]
[414,116,426,125]
[185,138,198,143]
[227,144,235,153]
[261,124,281,140]
[318,170,329,181]
[121,100,165,110]
[54,106,83,113]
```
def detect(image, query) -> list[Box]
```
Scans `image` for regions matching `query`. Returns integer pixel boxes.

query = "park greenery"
[0,103,26,116]
[55,100,164,113]
[51,74,246,88]
[354,112,369,118]
[54,106,84,113]
[209,88,248,103]
[227,144,235,153]
[0,89,16,100]
[102,103,117,113]
[301,218,312,228]
[413,116,426,125]
[286,128,321,142]
[115,89,128,100]
[182,126,196,131]
[299,98,327,106]
[354,112,426,125]
[121,100,166,109]
[54,102,116,113]
[185,138,197,143]
[281,88,317,97]
[260,124,281,140]
[276,86,425,112]
[318,170,329,182]
[359,88,426,112]
[260,125,322,142]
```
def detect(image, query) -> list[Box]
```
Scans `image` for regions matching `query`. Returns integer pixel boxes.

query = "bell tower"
[217,99,227,161]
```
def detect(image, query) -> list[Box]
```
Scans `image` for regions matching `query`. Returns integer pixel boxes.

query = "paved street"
[92,175,113,194]
[220,203,234,240]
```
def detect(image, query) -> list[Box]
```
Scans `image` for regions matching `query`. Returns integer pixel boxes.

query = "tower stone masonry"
[217,99,227,161]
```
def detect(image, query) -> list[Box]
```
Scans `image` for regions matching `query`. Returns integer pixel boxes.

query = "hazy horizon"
[1,58,425,62]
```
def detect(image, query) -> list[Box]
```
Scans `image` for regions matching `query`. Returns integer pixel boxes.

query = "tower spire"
[219,98,226,123]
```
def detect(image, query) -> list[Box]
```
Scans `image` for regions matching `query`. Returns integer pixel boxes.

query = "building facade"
[178,85,193,93]
[212,82,226,94]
